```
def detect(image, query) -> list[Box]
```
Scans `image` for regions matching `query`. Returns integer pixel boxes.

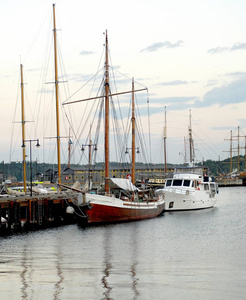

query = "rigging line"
[23,81,36,137]
[89,46,105,98]
[111,99,125,162]
[134,94,150,163]
[192,131,220,159]
[108,50,128,141]
[22,8,52,64]
[147,92,152,163]
[136,120,149,165]
[122,100,132,164]
[73,77,105,146]
[79,98,104,166]
[110,66,148,90]
[9,73,22,168]
[76,87,103,149]
[63,67,104,104]
[35,25,53,148]
[92,100,104,163]
[191,117,222,158]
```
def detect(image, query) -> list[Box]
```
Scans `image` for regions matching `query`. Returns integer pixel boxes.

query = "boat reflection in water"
[101,224,140,299]
[1,186,246,300]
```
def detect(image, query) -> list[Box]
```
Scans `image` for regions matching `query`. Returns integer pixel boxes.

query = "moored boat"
[65,178,164,224]
[155,166,218,211]
[64,30,165,224]
[155,110,218,211]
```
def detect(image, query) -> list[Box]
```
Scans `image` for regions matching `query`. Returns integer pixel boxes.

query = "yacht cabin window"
[183,180,191,187]
[166,179,172,187]
[173,179,182,186]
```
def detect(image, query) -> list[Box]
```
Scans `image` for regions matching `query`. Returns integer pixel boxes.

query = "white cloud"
[141,40,183,52]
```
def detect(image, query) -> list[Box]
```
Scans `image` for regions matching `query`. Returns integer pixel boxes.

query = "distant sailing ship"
[63,30,165,224]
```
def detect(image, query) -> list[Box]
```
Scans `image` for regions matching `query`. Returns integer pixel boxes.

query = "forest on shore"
[1,155,245,182]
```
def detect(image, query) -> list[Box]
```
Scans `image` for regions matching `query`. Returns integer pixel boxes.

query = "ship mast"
[163,106,167,174]
[131,78,136,184]
[20,64,27,193]
[53,4,61,186]
[104,30,110,194]
[68,128,72,168]
[188,109,194,165]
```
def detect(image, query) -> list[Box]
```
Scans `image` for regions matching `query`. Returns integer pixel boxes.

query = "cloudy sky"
[1,0,246,167]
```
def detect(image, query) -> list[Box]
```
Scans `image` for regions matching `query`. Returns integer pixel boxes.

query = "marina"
[0,2,246,299]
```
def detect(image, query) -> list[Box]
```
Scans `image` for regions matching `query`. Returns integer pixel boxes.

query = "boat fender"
[66,206,75,214]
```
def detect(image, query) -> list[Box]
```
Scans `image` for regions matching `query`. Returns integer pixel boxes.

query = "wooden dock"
[0,192,78,234]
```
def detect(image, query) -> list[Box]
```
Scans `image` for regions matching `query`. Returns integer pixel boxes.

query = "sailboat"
[155,110,219,211]
[63,30,165,224]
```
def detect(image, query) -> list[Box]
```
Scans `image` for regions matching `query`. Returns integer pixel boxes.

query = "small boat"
[64,30,165,224]
[155,166,218,211]
[155,110,218,211]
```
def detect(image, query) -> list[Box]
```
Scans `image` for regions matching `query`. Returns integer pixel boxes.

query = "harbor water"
[0,187,246,299]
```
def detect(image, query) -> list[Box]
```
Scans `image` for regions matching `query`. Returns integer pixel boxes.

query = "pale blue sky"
[1,0,246,166]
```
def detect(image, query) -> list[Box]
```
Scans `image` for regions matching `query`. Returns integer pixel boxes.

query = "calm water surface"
[1,187,246,299]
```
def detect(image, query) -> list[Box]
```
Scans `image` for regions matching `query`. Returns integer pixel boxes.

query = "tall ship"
[64,30,165,223]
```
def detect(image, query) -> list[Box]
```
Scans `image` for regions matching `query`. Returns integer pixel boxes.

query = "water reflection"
[101,223,140,299]
[2,187,246,300]
[53,244,64,300]
[131,263,139,300]
[102,226,113,299]
[130,224,140,300]
[20,245,28,300]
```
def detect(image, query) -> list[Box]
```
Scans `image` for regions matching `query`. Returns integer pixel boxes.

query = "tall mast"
[104,30,110,194]
[163,106,167,174]
[230,130,232,173]
[131,78,136,184]
[20,64,27,193]
[68,128,72,168]
[237,126,240,172]
[184,136,187,165]
[189,109,193,165]
[53,4,61,185]
[245,136,246,171]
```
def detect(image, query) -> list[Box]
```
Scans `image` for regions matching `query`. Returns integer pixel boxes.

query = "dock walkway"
[0,192,78,234]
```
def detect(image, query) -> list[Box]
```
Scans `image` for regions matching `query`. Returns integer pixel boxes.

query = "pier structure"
[0,192,78,234]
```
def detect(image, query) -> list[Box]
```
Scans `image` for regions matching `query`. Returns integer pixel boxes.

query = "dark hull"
[85,202,165,224]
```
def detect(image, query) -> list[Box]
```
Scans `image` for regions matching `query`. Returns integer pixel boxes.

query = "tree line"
[1,156,245,182]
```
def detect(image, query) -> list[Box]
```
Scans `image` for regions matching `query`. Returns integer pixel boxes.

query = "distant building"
[43,166,175,187]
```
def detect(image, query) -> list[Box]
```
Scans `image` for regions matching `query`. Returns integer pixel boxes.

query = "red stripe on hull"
[85,203,165,223]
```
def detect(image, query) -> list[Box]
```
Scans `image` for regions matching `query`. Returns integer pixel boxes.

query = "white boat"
[155,110,218,211]
[155,166,218,211]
